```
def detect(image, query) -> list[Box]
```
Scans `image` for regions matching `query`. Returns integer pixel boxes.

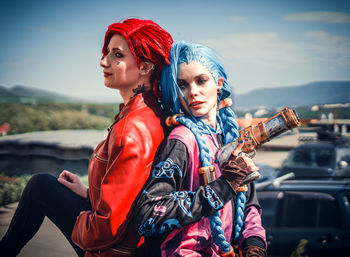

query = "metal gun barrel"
[256,172,295,191]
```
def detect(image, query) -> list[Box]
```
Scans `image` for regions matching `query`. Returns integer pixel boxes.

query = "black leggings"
[0,173,91,257]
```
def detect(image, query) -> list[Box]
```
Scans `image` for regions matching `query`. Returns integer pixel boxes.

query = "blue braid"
[209,212,231,252]
[175,107,245,252]
[218,107,240,144]
[176,115,230,253]
[234,191,247,244]
[176,116,211,167]
[219,106,247,246]
[161,41,247,252]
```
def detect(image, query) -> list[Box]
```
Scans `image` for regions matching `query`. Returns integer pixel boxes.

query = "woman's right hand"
[221,141,260,191]
[58,170,88,199]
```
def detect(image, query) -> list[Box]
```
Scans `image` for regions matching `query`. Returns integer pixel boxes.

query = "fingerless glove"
[221,156,252,191]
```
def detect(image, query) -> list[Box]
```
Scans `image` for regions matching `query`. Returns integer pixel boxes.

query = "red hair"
[102,18,173,95]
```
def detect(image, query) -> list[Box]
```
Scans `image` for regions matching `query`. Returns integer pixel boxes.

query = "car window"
[336,147,350,163]
[258,191,283,227]
[258,191,341,229]
[283,147,335,169]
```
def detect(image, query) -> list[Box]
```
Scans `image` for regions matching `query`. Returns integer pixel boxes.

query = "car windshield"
[283,146,335,169]
[336,147,350,163]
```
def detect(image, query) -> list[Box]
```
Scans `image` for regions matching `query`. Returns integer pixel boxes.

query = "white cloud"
[304,30,350,65]
[231,16,248,22]
[202,30,350,67]
[200,30,350,92]
[201,33,308,67]
[284,11,350,24]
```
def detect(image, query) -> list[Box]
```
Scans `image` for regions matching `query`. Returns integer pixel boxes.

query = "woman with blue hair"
[134,41,266,257]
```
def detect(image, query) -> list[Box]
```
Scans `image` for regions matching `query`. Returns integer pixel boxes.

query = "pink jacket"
[161,125,266,257]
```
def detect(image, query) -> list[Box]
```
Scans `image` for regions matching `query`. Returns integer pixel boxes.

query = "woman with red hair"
[0,18,173,257]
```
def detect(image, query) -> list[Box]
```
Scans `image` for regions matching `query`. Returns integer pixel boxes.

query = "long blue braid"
[219,105,247,245]
[176,115,231,252]
[160,41,247,252]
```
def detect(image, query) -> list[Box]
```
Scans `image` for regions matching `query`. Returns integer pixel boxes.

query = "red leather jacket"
[72,91,167,256]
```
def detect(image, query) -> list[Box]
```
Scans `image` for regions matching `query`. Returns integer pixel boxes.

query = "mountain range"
[0,85,82,103]
[234,81,350,109]
[1,81,349,108]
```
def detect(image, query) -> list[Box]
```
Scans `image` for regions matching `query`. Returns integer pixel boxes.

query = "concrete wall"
[0,130,106,176]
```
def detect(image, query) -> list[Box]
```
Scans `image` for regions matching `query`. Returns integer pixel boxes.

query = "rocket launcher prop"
[215,107,300,185]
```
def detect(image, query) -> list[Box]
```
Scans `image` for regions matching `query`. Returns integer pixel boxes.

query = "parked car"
[256,174,350,257]
[278,130,350,179]
[256,163,278,182]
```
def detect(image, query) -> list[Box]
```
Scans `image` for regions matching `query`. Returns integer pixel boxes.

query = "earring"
[139,62,154,75]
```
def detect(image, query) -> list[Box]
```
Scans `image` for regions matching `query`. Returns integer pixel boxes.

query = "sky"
[0,0,349,103]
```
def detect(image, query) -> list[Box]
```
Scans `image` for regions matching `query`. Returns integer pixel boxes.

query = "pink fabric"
[161,126,232,257]
[160,125,266,256]
[239,206,267,247]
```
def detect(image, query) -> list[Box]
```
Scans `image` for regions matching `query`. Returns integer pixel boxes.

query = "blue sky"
[0,0,349,102]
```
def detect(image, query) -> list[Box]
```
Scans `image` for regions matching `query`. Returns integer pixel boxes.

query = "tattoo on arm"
[131,84,148,99]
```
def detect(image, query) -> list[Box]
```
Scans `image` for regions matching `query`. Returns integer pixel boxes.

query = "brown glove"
[221,155,252,191]
[243,245,266,257]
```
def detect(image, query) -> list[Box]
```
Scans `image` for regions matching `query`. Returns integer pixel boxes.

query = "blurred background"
[1,0,349,102]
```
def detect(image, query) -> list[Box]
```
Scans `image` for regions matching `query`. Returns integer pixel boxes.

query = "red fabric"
[72,91,166,256]
[0,123,10,133]
[102,18,173,96]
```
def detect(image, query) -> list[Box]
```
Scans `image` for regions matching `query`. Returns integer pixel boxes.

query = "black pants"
[0,173,91,257]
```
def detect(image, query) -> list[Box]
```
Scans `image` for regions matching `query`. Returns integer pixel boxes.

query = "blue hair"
[160,41,245,252]
[160,41,239,143]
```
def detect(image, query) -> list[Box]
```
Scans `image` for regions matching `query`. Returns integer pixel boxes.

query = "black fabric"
[243,236,266,251]
[134,139,236,237]
[133,138,261,257]
[0,173,91,257]
[244,182,261,210]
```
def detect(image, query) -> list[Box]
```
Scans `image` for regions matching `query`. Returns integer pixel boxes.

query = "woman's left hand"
[221,141,260,190]
[58,170,88,199]
[222,156,259,191]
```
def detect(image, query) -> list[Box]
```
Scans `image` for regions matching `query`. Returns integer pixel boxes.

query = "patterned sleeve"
[134,138,236,237]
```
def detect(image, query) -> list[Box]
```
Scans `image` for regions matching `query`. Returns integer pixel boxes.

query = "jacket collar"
[113,90,156,123]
